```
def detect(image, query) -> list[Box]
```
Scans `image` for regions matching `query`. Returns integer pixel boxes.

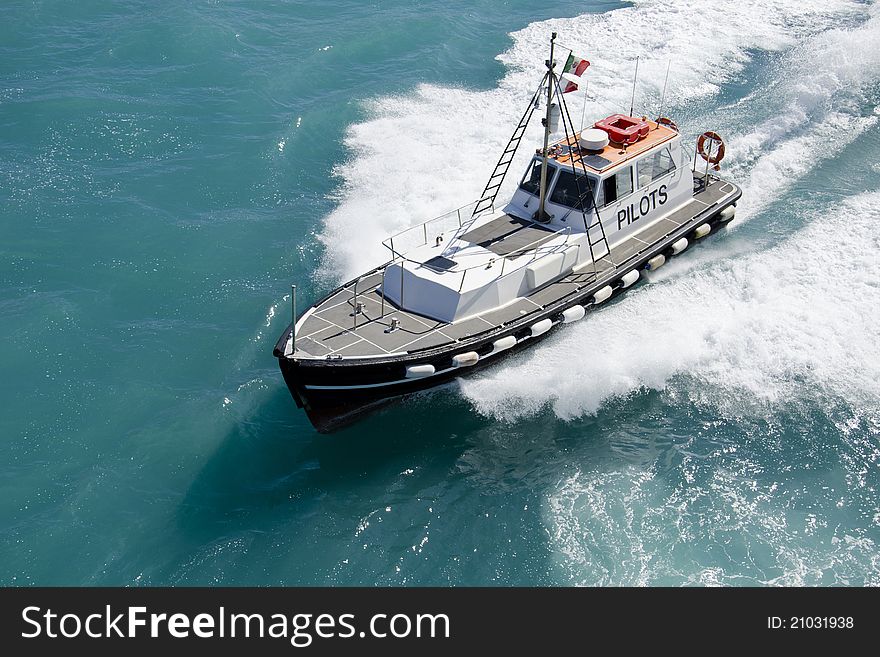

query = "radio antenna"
[656,60,671,123]
[580,79,589,131]
[629,56,640,117]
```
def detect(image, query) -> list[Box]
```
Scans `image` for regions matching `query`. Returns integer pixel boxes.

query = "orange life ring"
[657,116,678,132]
[697,131,725,166]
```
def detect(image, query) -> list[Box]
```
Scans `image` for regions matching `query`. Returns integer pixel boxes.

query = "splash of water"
[313,0,880,427]
[317,0,867,280]
[460,188,880,422]
[456,5,880,421]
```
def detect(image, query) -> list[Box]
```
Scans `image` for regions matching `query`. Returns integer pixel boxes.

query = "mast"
[629,56,640,117]
[536,32,557,223]
[656,60,671,125]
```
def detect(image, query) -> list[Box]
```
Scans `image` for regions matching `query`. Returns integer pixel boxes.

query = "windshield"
[549,168,597,210]
[519,159,550,196]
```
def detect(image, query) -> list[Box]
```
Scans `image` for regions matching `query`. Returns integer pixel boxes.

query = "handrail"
[389,222,572,276]
[352,274,364,329]
[382,222,575,300]
[371,208,586,324]
[381,200,493,260]
[457,225,573,293]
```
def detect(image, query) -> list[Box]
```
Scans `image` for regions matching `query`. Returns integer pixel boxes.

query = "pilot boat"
[274,34,741,432]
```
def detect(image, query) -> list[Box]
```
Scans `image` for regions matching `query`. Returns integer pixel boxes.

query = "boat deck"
[291,177,736,360]
[460,214,556,257]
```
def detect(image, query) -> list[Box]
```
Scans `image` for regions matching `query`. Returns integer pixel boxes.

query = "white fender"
[405,364,435,378]
[694,224,711,238]
[718,206,736,222]
[451,351,479,367]
[561,305,586,323]
[528,318,553,337]
[671,238,688,255]
[592,285,613,304]
[491,335,517,353]
[620,270,640,288]
[645,254,666,271]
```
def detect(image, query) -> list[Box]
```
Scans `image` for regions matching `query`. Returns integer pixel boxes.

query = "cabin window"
[519,159,552,196]
[549,169,596,210]
[638,147,676,188]
[601,166,633,205]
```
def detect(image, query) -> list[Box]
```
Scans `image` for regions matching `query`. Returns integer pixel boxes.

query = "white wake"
[313,0,880,422]
[317,0,869,280]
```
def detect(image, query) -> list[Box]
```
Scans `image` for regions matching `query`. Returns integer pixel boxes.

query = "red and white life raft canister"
[593,114,650,145]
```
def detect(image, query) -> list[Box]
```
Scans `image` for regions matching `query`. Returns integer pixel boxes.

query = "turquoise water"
[2,0,879,585]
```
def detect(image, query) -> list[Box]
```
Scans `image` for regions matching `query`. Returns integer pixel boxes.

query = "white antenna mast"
[580,79,589,131]
[628,56,640,117]
[657,60,671,122]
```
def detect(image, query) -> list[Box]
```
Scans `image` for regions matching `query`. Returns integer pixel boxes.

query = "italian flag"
[562,52,590,92]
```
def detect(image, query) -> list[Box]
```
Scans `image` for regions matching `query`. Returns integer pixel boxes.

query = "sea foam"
[317,0,866,280]
[314,0,880,424]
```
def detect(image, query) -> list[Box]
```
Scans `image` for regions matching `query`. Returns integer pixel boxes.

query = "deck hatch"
[423,255,458,271]
[581,154,613,170]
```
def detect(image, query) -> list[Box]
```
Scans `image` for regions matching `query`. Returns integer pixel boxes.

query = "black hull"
[279,333,544,432]
[276,188,741,432]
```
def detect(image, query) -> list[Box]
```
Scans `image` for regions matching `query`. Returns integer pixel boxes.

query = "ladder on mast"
[471,73,548,218]
[552,71,615,274]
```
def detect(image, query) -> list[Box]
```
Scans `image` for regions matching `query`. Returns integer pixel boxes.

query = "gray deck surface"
[293,178,735,358]
[460,214,556,257]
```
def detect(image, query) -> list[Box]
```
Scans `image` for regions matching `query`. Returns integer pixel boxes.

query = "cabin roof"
[546,119,678,174]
